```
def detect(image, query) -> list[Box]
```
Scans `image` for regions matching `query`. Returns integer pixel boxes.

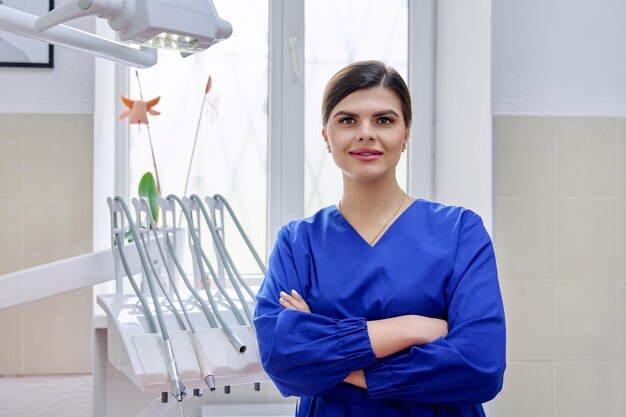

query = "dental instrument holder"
[100,195,267,414]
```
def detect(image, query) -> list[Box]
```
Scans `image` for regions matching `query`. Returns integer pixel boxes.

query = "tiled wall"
[493,116,626,417]
[0,113,93,375]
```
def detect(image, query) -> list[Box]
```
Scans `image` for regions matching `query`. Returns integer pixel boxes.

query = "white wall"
[492,0,626,116]
[435,0,493,230]
[0,1,95,113]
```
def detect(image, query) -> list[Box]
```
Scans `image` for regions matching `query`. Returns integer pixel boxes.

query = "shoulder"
[277,206,336,244]
[410,198,482,230]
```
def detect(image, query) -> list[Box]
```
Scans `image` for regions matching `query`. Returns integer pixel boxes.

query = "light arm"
[0,4,157,68]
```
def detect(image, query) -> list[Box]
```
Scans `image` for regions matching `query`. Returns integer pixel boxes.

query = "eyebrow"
[332,109,400,119]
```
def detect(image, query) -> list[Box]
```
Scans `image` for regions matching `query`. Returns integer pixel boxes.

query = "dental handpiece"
[164,338,186,403]
[155,198,218,391]
[114,197,186,405]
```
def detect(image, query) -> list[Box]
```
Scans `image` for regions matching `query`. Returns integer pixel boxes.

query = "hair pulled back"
[321,60,412,128]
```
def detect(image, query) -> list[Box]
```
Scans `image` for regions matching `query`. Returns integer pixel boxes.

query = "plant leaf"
[138,171,159,223]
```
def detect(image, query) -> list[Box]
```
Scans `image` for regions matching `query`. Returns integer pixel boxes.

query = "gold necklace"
[339,190,407,245]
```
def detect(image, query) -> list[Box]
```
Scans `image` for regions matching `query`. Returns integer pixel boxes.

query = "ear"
[321,128,328,142]
[404,127,410,142]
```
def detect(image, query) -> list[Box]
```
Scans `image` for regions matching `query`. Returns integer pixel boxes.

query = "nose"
[356,121,376,141]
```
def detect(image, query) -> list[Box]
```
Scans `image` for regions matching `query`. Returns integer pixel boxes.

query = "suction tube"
[112,234,158,334]
[203,196,257,301]
[213,194,267,274]
[184,197,247,325]
[191,195,255,327]
[167,195,246,353]
[113,196,186,404]
[138,197,217,391]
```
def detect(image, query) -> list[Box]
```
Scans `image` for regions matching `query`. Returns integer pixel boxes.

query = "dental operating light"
[0,0,232,68]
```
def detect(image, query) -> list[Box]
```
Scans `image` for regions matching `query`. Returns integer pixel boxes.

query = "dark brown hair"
[321,60,412,128]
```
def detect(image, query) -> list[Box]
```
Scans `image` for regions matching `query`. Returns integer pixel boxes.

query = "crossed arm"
[278,289,449,389]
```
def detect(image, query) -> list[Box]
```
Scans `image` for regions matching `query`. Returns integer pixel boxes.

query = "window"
[110,0,431,273]
[127,0,269,273]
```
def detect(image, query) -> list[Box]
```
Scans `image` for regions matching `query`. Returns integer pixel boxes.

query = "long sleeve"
[363,212,506,405]
[254,226,378,397]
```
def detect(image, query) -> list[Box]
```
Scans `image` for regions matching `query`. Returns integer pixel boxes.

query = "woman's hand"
[279,290,311,313]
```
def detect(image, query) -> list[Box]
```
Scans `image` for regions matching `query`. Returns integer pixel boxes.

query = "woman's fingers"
[290,289,305,302]
[279,290,311,313]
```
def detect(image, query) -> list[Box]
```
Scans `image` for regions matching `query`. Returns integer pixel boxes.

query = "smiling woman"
[253,61,506,417]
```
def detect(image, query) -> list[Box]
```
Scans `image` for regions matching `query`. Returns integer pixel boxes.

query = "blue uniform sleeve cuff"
[364,360,398,401]
[337,317,377,371]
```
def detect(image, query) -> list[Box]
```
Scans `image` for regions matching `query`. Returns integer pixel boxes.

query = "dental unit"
[97,194,267,417]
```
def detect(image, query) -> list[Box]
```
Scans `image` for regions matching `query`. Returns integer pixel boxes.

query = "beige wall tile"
[495,361,553,417]
[495,197,553,278]
[554,361,625,417]
[495,116,553,196]
[554,198,616,279]
[0,201,24,275]
[0,114,25,199]
[1,113,95,378]
[501,280,553,360]
[23,200,92,268]
[554,282,617,361]
[618,119,626,197]
[554,117,616,197]
[24,114,93,200]
[0,305,23,375]
[22,288,92,374]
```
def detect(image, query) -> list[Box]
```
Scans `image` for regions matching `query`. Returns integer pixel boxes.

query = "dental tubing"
[167,194,247,353]
[185,196,248,325]
[140,233,187,331]
[191,195,255,326]
[112,233,158,334]
[113,197,186,405]
[213,194,267,275]
[161,232,218,391]
[138,197,217,391]
[181,198,247,326]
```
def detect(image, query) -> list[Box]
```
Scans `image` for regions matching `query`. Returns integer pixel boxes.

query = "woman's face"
[322,86,409,184]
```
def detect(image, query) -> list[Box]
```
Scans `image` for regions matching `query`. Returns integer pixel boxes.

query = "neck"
[340,173,404,220]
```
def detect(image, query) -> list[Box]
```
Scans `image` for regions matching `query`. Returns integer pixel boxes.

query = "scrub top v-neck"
[333,199,414,249]
[254,198,506,417]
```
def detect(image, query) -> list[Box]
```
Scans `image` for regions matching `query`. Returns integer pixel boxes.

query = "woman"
[254,61,506,417]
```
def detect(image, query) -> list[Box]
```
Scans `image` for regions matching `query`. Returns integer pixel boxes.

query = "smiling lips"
[349,148,383,161]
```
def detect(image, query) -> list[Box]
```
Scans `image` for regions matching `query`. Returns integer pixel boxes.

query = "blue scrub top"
[254,199,506,417]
